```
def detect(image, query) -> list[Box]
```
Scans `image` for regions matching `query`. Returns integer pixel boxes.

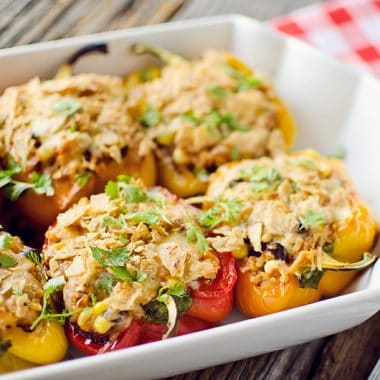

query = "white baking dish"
[1,14,379,380]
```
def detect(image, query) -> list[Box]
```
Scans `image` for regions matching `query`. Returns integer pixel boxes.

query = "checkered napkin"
[270,0,380,77]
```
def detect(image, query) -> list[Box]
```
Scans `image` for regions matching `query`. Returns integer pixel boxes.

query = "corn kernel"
[156,132,175,146]
[232,244,248,259]
[93,316,112,334]
[77,308,92,329]
[92,301,108,316]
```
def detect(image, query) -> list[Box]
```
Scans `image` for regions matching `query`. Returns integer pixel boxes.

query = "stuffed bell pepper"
[0,231,68,373]
[42,177,236,355]
[126,44,295,197]
[0,72,155,229]
[203,150,377,317]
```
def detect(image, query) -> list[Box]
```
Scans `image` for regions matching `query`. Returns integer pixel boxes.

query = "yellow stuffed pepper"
[0,71,156,229]
[126,44,295,198]
[203,150,377,317]
[0,232,67,373]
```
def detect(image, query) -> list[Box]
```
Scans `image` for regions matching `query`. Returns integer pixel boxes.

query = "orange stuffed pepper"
[0,72,155,229]
[204,150,377,317]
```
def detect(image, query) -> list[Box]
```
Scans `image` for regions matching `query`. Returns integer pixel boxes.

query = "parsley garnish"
[223,63,261,92]
[90,247,130,267]
[199,199,242,229]
[246,166,282,193]
[186,225,209,252]
[299,210,325,230]
[102,215,125,229]
[96,273,117,295]
[0,158,54,200]
[0,233,11,249]
[192,167,209,182]
[30,276,75,330]
[208,86,227,98]
[53,97,82,116]
[75,171,92,188]
[230,147,240,160]
[0,253,17,268]
[140,108,161,128]
[25,249,42,265]
[105,176,148,204]
[112,267,146,283]
[125,210,161,225]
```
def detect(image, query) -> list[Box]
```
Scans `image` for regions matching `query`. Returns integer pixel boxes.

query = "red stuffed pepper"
[43,177,236,355]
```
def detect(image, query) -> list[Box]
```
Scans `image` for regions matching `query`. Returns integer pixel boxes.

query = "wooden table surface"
[1,1,378,379]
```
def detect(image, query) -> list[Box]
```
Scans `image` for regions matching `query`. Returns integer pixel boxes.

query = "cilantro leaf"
[111,266,137,282]
[199,199,242,229]
[102,216,125,229]
[31,172,54,196]
[43,276,65,297]
[4,181,33,201]
[238,77,261,91]
[53,97,82,116]
[181,111,201,124]
[75,171,92,188]
[96,273,117,295]
[105,177,148,204]
[140,108,161,128]
[24,249,43,266]
[126,210,161,225]
[208,86,227,98]
[0,253,17,268]
[246,166,283,193]
[186,225,209,252]
[0,234,11,249]
[299,210,325,231]
[90,246,130,267]
[105,180,119,200]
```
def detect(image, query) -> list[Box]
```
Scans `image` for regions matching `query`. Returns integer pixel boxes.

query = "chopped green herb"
[111,266,137,282]
[223,63,245,79]
[290,181,298,193]
[300,210,325,230]
[96,273,117,295]
[199,199,242,229]
[119,233,129,245]
[31,275,76,330]
[0,234,11,249]
[53,97,82,116]
[25,250,42,266]
[140,108,161,128]
[69,122,78,132]
[105,177,148,204]
[0,253,17,268]
[90,246,130,267]
[181,111,201,124]
[238,77,261,92]
[246,166,283,193]
[31,172,54,196]
[221,113,250,132]
[90,292,98,305]
[103,216,125,229]
[75,171,92,188]
[329,147,346,160]
[230,147,240,161]
[12,287,23,296]
[208,86,227,98]
[186,225,209,252]
[158,281,187,299]
[105,180,119,200]
[293,158,317,170]
[139,67,155,82]
[300,270,324,289]
[126,210,161,226]
[193,167,209,182]
[204,110,223,133]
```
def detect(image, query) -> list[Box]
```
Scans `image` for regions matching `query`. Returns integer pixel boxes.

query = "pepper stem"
[321,252,377,271]
[130,43,186,65]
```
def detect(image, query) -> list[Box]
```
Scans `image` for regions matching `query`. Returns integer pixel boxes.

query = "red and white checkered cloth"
[270,0,380,77]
